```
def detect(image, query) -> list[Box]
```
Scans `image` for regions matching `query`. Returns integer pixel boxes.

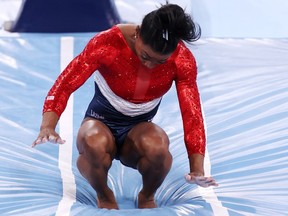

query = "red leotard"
[43,26,206,156]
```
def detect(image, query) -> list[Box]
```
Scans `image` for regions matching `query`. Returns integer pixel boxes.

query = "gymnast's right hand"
[32,128,65,147]
[32,111,65,147]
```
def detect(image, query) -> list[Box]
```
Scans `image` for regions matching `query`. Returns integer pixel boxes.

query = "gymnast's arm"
[175,50,218,187]
[32,34,102,147]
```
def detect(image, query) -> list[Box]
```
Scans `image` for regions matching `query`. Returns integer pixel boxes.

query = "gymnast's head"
[134,2,201,68]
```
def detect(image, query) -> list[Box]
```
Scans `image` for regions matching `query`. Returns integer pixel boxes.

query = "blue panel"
[8,0,121,33]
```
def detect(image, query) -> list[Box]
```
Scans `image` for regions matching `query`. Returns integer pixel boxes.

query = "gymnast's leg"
[76,117,118,209]
[120,122,172,209]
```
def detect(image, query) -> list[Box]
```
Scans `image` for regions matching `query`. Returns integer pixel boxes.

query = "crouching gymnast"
[32,3,218,210]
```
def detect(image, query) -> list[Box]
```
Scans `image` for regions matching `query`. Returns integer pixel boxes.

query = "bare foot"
[96,190,119,210]
[138,191,157,209]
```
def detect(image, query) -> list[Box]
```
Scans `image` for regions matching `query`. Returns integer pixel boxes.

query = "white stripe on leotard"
[94,71,161,117]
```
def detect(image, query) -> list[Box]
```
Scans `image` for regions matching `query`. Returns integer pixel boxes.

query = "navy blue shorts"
[84,83,160,159]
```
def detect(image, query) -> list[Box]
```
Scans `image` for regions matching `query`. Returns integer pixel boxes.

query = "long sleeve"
[43,32,108,117]
[175,47,206,156]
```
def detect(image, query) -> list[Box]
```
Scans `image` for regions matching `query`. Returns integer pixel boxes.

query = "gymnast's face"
[134,36,172,69]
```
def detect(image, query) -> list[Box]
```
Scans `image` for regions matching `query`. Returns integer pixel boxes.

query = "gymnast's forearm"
[40,111,59,131]
[188,153,205,176]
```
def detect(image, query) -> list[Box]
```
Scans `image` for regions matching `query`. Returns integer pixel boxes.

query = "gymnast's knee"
[138,131,171,165]
[79,130,116,163]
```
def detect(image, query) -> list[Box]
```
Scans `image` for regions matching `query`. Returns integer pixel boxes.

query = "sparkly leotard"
[43,26,206,156]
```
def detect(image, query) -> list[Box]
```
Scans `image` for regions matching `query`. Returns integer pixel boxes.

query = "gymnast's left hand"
[185,173,218,187]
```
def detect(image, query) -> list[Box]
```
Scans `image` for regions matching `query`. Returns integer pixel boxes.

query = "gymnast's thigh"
[76,117,116,157]
[119,122,170,169]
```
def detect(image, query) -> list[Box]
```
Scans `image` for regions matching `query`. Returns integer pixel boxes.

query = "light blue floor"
[0,34,287,216]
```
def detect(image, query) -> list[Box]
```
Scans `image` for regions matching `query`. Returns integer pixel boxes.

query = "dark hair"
[139,3,201,54]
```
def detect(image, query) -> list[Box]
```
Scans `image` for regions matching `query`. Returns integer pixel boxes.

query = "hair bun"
[140,3,201,54]
[156,4,201,42]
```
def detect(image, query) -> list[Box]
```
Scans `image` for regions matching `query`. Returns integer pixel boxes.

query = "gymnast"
[32,2,218,210]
